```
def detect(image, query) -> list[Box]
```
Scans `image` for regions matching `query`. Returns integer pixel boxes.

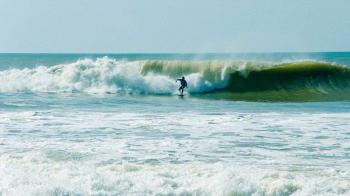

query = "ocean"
[0,53,350,195]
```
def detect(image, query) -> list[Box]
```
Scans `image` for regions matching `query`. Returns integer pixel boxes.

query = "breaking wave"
[1,57,350,101]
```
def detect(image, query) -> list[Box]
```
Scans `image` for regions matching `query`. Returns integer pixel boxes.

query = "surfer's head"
[182,76,185,79]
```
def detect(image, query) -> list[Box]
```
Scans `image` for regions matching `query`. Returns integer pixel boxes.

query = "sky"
[0,0,349,53]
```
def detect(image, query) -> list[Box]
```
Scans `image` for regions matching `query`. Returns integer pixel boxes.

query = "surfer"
[176,76,187,95]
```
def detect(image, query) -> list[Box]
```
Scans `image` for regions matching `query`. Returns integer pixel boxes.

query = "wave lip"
[221,61,350,101]
[1,57,350,101]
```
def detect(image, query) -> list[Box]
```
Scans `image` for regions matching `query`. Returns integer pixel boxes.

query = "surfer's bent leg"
[181,86,184,94]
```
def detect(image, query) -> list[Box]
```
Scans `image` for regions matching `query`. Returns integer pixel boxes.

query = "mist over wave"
[1,56,350,101]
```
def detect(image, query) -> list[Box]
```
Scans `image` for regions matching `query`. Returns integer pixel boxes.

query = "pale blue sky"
[0,0,349,53]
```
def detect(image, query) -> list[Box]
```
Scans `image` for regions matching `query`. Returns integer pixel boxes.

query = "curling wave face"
[1,57,350,101]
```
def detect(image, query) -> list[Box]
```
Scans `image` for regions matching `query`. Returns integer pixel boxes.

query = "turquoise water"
[1,53,350,195]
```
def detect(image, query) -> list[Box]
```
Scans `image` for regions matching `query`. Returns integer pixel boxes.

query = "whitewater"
[0,53,350,195]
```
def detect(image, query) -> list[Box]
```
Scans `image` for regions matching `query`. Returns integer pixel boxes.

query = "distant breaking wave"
[1,57,350,102]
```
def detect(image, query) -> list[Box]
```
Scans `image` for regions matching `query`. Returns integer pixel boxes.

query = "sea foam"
[0,57,225,94]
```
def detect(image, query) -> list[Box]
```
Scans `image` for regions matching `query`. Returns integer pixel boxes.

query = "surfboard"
[178,94,185,97]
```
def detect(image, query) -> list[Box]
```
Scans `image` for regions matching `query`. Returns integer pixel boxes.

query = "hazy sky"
[0,0,349,53]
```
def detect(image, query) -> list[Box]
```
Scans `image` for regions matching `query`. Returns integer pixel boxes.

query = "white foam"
[0,57,227,94]
[1,157,349,195]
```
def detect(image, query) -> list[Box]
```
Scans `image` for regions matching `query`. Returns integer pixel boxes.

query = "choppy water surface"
[0,53,350,195]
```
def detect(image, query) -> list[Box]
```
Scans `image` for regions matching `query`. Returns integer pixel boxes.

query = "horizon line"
[0,51,350,55]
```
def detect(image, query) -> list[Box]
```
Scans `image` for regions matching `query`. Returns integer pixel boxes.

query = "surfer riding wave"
[176,76,187,95]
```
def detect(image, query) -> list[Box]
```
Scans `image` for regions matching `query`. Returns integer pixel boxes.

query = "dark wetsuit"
[177,78,187,94]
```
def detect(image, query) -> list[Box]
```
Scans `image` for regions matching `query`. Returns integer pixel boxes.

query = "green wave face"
[142,60,350,102]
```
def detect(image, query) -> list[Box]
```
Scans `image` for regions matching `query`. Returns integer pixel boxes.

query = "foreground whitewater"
[0,53,350,195]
